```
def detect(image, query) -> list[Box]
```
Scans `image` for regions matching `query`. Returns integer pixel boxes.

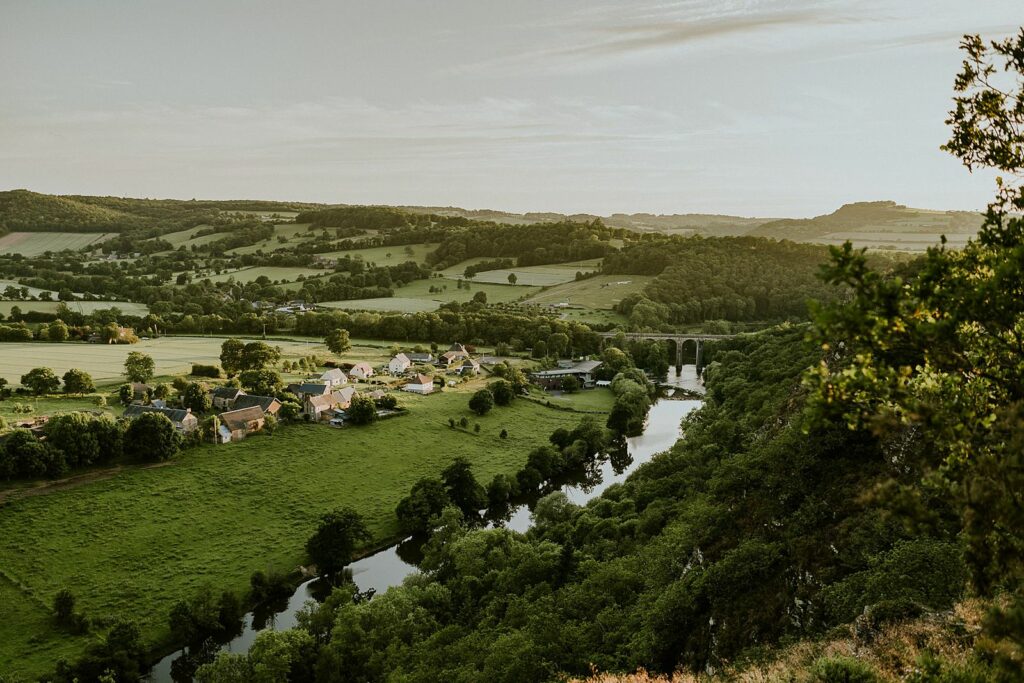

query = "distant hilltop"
[0,189,986,246]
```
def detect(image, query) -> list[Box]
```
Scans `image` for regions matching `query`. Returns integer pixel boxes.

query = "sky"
[1,1,1020,217]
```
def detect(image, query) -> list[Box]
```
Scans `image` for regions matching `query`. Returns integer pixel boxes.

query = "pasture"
[523,274,653,309]
[818,231,973,251]
[197,266,329,284]
[317,243,437,265]
[0,300,148,317]
[0,279,58,299]
[394,278,540,304]
[466,259,603,286]
[0,385,592,677]
[0,336,329,387]
[0,232,115,257]
[225,223,316,255]
[320,297,442,313]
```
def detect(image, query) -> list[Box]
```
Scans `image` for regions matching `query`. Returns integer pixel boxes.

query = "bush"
[469,389,494,416]
[191,364,222,378]
[810,656,879,683]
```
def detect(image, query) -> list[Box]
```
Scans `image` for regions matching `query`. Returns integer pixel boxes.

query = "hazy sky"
[1,1,1020,216]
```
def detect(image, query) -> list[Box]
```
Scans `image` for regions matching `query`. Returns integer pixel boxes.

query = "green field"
[317,243,437,265]
[539,387,615,412]
[0,232,116,257]
[818,231,974,251]
[0,279,58,299]
[225,223,316,255]
[197,266,329,285]
[0,384,590,677]
[320,297,443,313]
[467,259,603,286]
[0,336,330,387]
[0,300,148,317]
[394,278,540,304]
[523,275,653,308]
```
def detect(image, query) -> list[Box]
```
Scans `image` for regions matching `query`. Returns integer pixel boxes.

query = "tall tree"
[325,328,351,356]
[220,338,245,376]
[305,506,371,576]
[123,352,155,384]
[20,367,60,395]
[62,369,94,395]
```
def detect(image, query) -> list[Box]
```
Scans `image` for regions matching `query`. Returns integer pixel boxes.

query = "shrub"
[191,364,223,378]
[810,656,879,683]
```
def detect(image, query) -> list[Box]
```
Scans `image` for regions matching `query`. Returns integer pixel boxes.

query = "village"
[2,339,608,451]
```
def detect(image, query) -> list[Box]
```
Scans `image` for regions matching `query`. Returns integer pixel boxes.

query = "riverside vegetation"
[0,27,1022,683]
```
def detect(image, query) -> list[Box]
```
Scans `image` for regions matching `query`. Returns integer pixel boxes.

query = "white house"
[320,368,348,389]
[402,374,434,394]
[388,353,411,375]
[349,362,374,379]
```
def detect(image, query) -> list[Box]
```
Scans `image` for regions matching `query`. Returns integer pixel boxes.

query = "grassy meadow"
[523,274,653,308]
[0,232,116,257]
[0,300,148,317]
[0,336,329,387]
[467,259,603,286]
[0,382,592,677]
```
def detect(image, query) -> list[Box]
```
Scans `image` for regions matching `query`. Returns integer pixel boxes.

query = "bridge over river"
[597,332,735,370]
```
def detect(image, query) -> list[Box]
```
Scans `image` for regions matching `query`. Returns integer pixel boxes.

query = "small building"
[388,353,411,375]
[530,360,603,390]
[217,405,266,443]
[288,382,331,400]
[231,394,282,416]
[458,357,480,376]
[304,387,356,421]
[436,342,470,369]
[211,386,244,410]
[402,374,434,395]
[349,362,374,379]
[319,368,348,389]
[123,404,199,433]
[407,352,434,364]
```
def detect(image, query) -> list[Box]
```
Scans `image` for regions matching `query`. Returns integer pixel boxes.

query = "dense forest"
[605,236,854,325]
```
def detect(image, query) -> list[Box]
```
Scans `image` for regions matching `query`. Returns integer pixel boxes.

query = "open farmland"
[0,232,115,257]
[316,242,437,265]
[817,231,974,251]
[393,278,540,304]
[523,274,653,308]
[225,223,317,255]
[0,336,329,387]
[319,297,442,313]
[0,384,590,677]
[466,259,603,286]
[0,300,148,317]
[197,265,330,284]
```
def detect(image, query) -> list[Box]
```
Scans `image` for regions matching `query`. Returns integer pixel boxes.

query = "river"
[147,366,703,681]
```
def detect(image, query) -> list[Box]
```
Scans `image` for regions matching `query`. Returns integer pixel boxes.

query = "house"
[530,359,603,390]
[388,353,411,375]
[458,357,480,375]
[231,394,282,416]
[402,374,434,394]
[349,362,374,379]
[211,386,244,410]
[123,404,199,433]
[407,352,434,364]
[303,386,356,421]
[437,343,470,369]
[319,368,348,389]
[217,405,266,443]
[288,382,330,400]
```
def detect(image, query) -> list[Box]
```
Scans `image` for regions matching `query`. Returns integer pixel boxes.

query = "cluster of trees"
[15,367,95,396]
[426,220,620,270]
[606,235,850,325]
[0,410,181,480]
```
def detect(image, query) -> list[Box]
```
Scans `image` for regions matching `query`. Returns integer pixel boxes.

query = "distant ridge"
[0,190,985,244]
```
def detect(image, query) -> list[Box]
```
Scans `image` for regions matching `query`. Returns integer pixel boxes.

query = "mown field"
[0,337,329,387]
[523,274,653,308]
[0,232,115,257]
[393,278,540,304]
[0,300,149,317]
[316,243,437,265]
[319,297,443,313]
[0,383,591,677]
[225,223,316,255]
[467,259,603,286]
[197,266,330,285]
